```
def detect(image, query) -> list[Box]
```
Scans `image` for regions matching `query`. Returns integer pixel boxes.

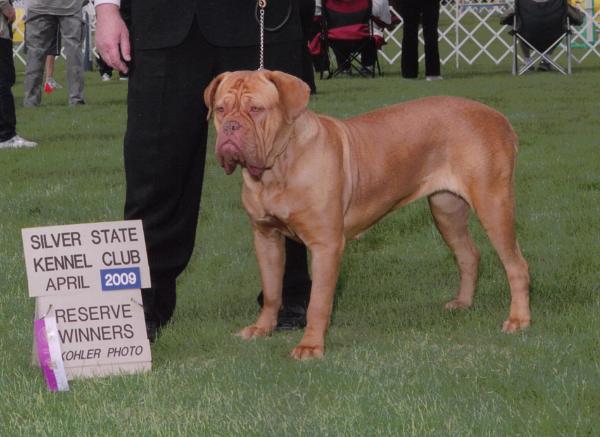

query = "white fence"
[380,1,600,67]
[11,1,600,68]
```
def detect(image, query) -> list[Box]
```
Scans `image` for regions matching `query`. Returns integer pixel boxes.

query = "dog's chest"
[242,182,298,239]
[251,209,298,240]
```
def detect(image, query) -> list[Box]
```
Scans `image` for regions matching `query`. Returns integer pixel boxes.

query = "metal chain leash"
[258,0,267,70]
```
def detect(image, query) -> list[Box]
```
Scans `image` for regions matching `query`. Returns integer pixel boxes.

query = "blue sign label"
[100,267,141,291]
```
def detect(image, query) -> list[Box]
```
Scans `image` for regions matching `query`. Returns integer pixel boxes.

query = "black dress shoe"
[145,319,159,343]
[142,280,176,343]
[276,303,307,331]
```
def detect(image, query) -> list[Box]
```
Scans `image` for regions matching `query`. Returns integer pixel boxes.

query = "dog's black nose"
[223,120,241,135]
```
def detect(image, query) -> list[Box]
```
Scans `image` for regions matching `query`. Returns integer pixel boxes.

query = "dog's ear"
[263,70,310,123]
[204,72,229,120]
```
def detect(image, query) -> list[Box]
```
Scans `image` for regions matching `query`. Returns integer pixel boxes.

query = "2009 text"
[100,267,141,291]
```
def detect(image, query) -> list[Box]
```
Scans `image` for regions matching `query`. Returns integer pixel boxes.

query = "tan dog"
[204,70,530,360]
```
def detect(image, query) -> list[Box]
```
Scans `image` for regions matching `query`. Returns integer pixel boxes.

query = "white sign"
[22,221,151,297]
[35,290,151,379]
[23,220,153,382]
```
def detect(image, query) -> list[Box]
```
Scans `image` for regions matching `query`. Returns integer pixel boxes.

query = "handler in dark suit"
[95,0,312,340]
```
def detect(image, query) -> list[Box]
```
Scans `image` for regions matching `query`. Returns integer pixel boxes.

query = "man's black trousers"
[0,38,17,142]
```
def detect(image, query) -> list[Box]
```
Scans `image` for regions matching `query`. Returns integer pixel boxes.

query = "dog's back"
[332,96,519,237]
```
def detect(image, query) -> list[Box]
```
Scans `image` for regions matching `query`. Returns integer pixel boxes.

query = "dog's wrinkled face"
[204,70,310,178]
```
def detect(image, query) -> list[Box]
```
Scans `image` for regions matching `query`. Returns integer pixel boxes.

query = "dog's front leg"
[291,238,345,360]
[238,227,284,339]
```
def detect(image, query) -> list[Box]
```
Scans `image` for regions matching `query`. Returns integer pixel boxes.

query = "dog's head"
[204,70,310,178]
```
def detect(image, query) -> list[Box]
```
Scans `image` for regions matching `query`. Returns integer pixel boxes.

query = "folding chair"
[511,0,573,75]
[317,0,383,78]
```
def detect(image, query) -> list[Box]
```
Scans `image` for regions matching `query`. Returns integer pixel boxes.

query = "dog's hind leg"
[428,191,481,310]
[471,184,530,333]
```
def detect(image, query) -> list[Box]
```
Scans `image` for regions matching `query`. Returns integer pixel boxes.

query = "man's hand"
[95,4,130,74]
[1,5,16,23]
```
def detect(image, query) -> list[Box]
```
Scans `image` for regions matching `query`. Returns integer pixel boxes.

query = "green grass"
[1,58,600,435]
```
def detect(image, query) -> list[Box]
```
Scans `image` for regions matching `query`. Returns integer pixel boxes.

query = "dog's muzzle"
[216,120,266,177]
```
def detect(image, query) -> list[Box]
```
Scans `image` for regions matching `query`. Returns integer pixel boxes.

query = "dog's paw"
[444,299,472,310]
[290,344,325,360]
[237,325,272,340]
[501,317,530,333]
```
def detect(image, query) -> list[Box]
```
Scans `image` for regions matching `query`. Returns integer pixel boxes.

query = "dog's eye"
[249,106,264,113]
[215,106,225,113]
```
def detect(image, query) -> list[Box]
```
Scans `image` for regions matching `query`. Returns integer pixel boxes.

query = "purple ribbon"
[34,319,59,392]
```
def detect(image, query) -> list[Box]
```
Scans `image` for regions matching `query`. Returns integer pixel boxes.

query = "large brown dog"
[204,70,530,360]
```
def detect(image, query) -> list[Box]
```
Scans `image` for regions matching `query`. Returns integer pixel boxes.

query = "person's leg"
[125,20,214,336]
[96,54,113,77]
[400,1,421,78]
[24,14,56,106]
[421,0,441,77]
[281,238,311,304]
[45,56,54,81]
[58,14,85,105]
[301,39,317,91]
[45,27,63,89]
[331,40,354,73]
[361,39,377,68]
[0,38,17,142]
[519,43,532,65]
[299,0,317,93]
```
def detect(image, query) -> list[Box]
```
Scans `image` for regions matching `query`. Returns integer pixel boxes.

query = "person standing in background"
[95,1,129,82]
[23,0,86,106]
[0,0,37,148]
[95,0,313,341]
[399,0,442,80]
[96,52,128,81]
[22,2,63,92]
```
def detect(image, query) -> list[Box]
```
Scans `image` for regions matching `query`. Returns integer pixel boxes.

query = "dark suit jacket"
[129,0,303,50]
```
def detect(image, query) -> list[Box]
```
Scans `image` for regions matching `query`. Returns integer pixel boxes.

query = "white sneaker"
[426,75,444,81]
[46,77,63,89]
[0,135,38,149]
[101,73,112,82]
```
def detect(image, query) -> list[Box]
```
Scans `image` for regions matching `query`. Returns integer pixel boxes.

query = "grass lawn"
[1,58,600,435]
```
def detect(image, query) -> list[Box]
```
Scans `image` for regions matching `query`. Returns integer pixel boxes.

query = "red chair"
[310,0,384,78]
